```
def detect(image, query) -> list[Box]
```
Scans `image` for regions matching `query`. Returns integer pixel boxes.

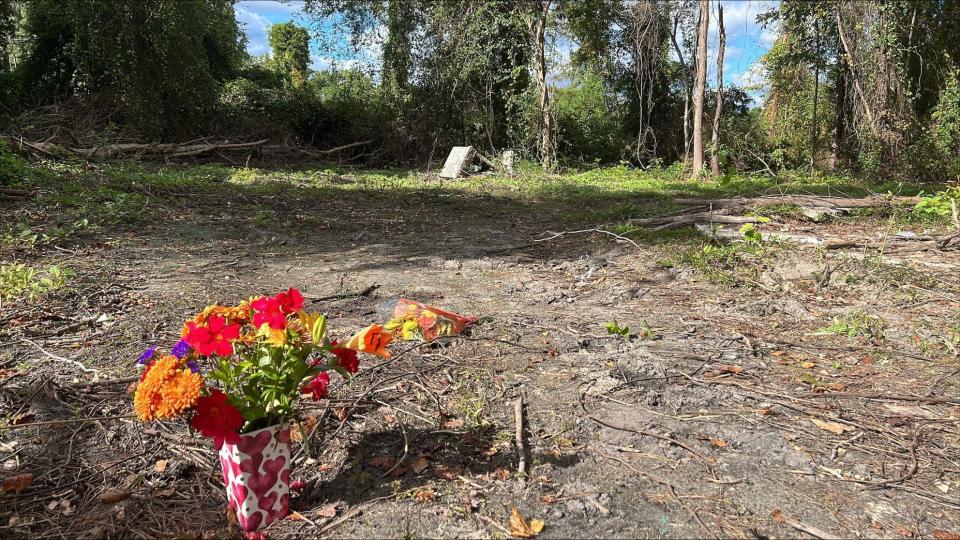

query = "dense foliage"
[0,0,958,178]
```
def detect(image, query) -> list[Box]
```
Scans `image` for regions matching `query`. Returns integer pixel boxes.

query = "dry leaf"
[771,509,786,524]
[509,508,545,538]
[494,468,511,481]
[414,487,437,503]
[932,530,960,540]
[291,415,318,443]
[315,504,337,519]
[716,364,744,374]
[800,361,816,369]
[825,382,848,391]
[368,456,398,470]
[771,351,786,357]
[10,413,34,426]
[334,407,349,422]
[896,524,914,538]
[540,494,559,504]
[153,486,176,498]
[441,417,464,429]
[810,418,852,434]
[100,489,132,504]
[287,511,306,521]
[2,473,33,494]
[154,460,168,473]
[482,446,499,457]
[710,439,728,448]
[410,456,430,474]
[433,463,464,481]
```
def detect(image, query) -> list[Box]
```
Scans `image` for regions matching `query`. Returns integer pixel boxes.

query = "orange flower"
[343,323,392,358]
[134,355,203,421]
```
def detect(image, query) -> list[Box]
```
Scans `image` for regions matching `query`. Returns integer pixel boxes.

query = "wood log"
[1,136,268,160]
[629,210,762,230]
[673,195,920,209]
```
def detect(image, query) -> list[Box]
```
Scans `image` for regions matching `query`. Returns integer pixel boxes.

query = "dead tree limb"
[629,210,761,230]
[672,195,920,209]
[1,136,268,160]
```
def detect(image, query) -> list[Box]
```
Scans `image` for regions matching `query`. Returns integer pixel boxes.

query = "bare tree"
[529,0,555,172]
[669,11,691,166]
[691,0,709,176]
[710,3,725,176]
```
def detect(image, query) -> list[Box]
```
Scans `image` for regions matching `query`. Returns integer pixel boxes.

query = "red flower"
[276,288,304,314]
[330,340,359,374]
[191,390,244,449]
[251,296,286,330]
[301,372,330,400]
[185,315,240,357]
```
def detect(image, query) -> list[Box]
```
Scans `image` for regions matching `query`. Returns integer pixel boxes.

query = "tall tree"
[268,22,310,88]
[690,0,709,176]
[710,3,724,175]
[528,0,555,171]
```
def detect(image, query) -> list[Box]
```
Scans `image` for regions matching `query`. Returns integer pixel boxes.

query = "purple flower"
[137,345,157,365]
[171,340,190,359]
[185,360,200,373]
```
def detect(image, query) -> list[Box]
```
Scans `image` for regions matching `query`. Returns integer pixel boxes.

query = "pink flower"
[185,315,240,357]
[251,296,286,330]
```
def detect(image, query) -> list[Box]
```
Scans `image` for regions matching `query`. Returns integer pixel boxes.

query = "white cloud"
[236,1,304,18]
[235,5,273,57]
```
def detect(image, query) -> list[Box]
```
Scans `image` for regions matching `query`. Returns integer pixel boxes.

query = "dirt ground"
[1,164,959,539]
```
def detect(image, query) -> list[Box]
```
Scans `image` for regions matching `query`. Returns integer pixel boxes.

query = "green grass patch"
[0,263,72,302]
[819,310,886,339]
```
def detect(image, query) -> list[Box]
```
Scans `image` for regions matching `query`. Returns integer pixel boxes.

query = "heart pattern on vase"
[219,424,292,532]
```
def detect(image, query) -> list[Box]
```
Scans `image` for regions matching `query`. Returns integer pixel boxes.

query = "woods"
[0,0,956,177]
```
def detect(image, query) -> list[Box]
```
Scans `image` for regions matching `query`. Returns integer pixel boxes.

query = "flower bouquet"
[132,288,392,532]
[379,298,476,341]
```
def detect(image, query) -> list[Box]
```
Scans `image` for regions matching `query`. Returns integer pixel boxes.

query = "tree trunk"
[691,0,709,177]
[531,0,554,172]
[810,19,820,170]
[831,25,848,170]
[669,15,691,166]
[710,4,725,176]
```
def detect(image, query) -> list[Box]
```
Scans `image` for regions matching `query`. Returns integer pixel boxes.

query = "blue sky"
[234,0,777,94]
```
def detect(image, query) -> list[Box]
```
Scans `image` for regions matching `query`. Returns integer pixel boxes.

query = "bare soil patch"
[1,166,958,539]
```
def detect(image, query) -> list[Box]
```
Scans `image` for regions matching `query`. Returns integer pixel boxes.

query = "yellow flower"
[257,324,288,347]
[343,323,393,358]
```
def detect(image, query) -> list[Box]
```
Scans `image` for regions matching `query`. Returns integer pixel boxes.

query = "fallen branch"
[673,194,920,210]
[2,136,268,160]
[774,510,843,540]
[515,396,528,483]
[262,139,373,157]
[629,211,761,230]
[304,283,379,303]
[20,338,100,374]
[534,228,647,250]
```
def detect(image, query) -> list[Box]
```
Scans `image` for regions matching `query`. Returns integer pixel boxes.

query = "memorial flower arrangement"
[131,288,392,531]
[381,298,477,341]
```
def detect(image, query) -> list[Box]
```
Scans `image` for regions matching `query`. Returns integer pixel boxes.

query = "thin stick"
[7,414,135,429]
[304,284,379,303]
[515,396,528,483]
[777,512,843,540]
[20,338,99,374]
[534,228,646,252]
